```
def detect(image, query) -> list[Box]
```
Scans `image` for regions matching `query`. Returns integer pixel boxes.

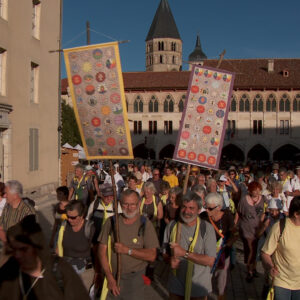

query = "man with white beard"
[98,189,159,300]
[163,191,216,300]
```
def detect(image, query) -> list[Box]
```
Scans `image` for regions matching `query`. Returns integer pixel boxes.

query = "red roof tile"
[61,58,300,93]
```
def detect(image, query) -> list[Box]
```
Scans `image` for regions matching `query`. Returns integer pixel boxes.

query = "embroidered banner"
[64,42,133,160]
[173,65,235,170]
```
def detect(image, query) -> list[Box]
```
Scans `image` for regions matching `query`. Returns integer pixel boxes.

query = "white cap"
[85,165,93,171]
[219,175,227,182]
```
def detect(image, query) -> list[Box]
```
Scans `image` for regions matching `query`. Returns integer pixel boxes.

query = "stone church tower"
[145,0,182,71]
[188,34,207,70]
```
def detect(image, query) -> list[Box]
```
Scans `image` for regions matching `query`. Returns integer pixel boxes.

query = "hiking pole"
[109,160,121,286]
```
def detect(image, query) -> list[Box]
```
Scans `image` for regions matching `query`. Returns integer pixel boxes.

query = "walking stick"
[109,160,121,286]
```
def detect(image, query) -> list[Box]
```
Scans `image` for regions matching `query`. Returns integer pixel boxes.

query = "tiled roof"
[61,58,300,93]
[145,0,181,41]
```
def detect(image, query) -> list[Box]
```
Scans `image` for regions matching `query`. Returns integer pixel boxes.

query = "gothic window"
[293,94,300,111]
[164,95,174,112]
[178,95,185,112]
[256,94,263,112]
[245,98,250,112]
[158,41,164,51]
[266,94,276,112]
[239,94,249,112]
[171,42,176,51]
[252,98,258,112]
[279,93,290,112]
[239,98,244,112]
[230,95,237,112]
[149,95,158,113]
[133,95,143,113]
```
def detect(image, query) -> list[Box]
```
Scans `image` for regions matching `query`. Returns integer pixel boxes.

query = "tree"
[61,100,82,146]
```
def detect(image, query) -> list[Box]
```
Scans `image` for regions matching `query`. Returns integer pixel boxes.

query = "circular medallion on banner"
[195,68,203,76]
[98,148,108,156]
[119,147,129,155]
[206,117,213,124]
[81,51,91,61]
[94,61,103,70]
[215,120,222,127]
[181,131,190,139]
[197,105,205,114]
[112,104,123,114]
[204,70,212,78]
[88,98,97,107]
[119,138,125,145]
[188,152,196,160]
[198,154,206,163]
[203,126,212,134]
[71,64,79,73]
[110,93,121,104]
[101,106,111,115]
[106,58,116,69]
[105,127,113,135]
[94,128,103,138]
[107,137,116,147]
[96,72,106,82]
[178,149,186,158]
[72,75,82,85]
[213,72,222,80]
[82,62,92,72]
[86,138,95,147]
[223,74,231,82]
[198,96,207,105]
[97,84,107,94]
[116,127,125,136]
[208,108,214,115]
[218,101,226,109]
[75,87,82,95]
[191,85,199,94]
[216,110,225,118]
[84,74,93,83]
[93,49,103,60]
[109,83,119,91]
[207,156,216,165]
[210,137,220,146]
[114,115,124,126]
[209,147,218,155]
[202,136,208,143]
[179,141,188,149]
[85,85,95,95]
[91,117,101,127]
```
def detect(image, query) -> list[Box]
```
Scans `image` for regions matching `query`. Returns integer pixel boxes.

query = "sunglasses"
[67,215,79,220]
[205,206,218,211]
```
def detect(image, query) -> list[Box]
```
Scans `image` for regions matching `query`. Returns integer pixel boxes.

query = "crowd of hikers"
[0,160,299,300]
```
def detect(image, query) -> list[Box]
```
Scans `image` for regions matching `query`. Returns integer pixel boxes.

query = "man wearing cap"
[271,163,280,180]
[68,164,94,206]
[104,165,125,199]
[98,189,159,299]
[86,165,101,198]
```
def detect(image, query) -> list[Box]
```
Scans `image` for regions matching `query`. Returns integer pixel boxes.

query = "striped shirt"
[0,200,36,231]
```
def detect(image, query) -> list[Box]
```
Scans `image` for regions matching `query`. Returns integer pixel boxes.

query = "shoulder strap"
[138,216,147,237]
[200,219,206,239]
[92,197,101,214]
[279,217,286,239]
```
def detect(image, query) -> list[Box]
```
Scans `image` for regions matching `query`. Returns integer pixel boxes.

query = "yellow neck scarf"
[170,217,200,300]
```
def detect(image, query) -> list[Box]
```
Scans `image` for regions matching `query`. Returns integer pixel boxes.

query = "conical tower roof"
[146,0,181,41]
[188,34,207,61]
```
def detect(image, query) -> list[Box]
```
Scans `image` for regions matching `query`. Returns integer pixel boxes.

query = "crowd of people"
[0,160,299,300]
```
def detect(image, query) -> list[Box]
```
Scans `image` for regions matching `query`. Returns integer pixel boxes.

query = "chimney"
[268,59,274,73]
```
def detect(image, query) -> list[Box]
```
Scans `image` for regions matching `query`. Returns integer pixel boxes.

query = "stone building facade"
[0,0,60,192]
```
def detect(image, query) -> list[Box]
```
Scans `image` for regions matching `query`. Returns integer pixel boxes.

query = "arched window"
[172,56,175,64]
[240,94,249,112]
[255,94,264,112]
[178,95,185,112]
[171,42,176,51]
[133,95,143,113]
[230,95,237,112]
[160,55,163,64]
[293,94,300,112]
[279,93,290,112]
[149,95,158,113]
[164,95,174,112]
[252,98,258,112]
[158,41,164,51]
[266,94,276,112]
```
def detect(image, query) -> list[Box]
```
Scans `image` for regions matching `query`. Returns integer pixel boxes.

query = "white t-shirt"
[0,198,6,217]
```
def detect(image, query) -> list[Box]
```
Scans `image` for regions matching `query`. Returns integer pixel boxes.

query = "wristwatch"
[128,248,133,256]
[183,251,189,259]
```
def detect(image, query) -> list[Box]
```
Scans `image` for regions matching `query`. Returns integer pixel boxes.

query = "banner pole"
[109,160,121,286]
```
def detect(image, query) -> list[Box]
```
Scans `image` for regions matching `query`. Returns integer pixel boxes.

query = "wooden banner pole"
[109,160,121,286]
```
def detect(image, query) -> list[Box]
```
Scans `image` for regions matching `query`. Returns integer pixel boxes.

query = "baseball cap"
[100,183,114,197]
[85,165,93,171]
[217,174,227,182]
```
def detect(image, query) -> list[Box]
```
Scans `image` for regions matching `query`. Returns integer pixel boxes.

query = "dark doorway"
[247,144,269,161]
[133,144,156,160]
[221,144,244,162]
[273,144,299,162]
[159,144,175,160]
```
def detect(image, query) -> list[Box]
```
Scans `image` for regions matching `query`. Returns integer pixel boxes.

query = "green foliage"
[61,100,82,146]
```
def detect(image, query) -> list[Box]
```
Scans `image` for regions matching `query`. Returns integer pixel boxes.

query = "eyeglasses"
[67,215,79,220]
[153,173,160,176]
[205,206,218,211]
[121,202,138,208]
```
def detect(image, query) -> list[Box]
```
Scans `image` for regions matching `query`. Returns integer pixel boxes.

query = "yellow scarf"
[101,201,110,225]
[57,221,67,257]
[140,195,157,219]
[100,235,112,300]
[74,175,85,200]
[170,217,200,300]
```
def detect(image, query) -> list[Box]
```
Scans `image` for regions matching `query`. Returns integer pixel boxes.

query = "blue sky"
[61,0,300,77]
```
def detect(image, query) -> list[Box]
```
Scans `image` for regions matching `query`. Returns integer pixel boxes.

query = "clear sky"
[61,0,300,77]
